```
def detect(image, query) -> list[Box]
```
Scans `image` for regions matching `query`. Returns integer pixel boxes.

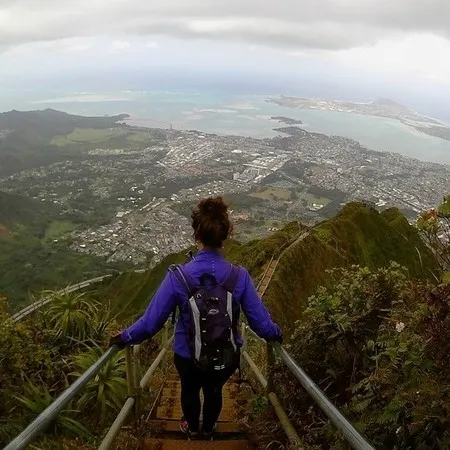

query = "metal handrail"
[98,333,174,450]
[273,343,374,450]
[4,346,120,450]
[10,274,114,323]
[244,327,374,450]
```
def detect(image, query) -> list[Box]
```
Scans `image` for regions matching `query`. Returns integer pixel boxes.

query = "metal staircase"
[5,244,374,450]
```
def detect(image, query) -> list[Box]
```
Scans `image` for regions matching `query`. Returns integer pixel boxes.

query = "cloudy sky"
[1,0,450,114]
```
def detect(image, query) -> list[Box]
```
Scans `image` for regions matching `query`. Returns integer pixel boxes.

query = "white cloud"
[1,0,450,51]
[144,40,160,49]
[110,40,131,51]
[333,34,450,84]
[1,0,450,91]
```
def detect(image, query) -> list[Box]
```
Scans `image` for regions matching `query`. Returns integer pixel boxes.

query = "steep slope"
[265,203,437,330]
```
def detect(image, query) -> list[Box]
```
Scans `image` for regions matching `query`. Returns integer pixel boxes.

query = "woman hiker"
[109,196,282,439]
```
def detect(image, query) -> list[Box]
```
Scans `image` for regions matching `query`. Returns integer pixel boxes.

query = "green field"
[50,128,153,146]
[250,187,292,201]
[44,220,75,241]
[234,219,286,242]
[50,128,123,145]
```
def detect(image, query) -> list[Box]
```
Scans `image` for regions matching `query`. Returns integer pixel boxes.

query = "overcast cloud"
[1,0,450,51]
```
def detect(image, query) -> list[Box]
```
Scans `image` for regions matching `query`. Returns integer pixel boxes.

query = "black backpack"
[169,264,241,371]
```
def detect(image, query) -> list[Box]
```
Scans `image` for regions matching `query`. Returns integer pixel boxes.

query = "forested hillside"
[0,109,128,176]
[0,191,128,309]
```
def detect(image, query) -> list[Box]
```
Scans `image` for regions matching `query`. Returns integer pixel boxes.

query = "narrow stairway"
[142,372,250,449]
[140,258,280,449]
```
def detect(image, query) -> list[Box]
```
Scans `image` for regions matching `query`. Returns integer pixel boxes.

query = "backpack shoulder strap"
[221,264,242,294]
[168,264,197,298]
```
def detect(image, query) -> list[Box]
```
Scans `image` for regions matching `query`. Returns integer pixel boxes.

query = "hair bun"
[198,197,228,218]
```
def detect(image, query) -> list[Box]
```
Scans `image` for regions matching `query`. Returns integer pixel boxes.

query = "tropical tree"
[71,345,126,425]
[43,290,99,341]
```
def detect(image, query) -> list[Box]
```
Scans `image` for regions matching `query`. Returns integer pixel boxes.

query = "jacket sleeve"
[121,272,178,345]
[239,269,282,341]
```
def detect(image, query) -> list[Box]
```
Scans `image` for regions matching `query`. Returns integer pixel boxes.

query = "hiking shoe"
[203,431,214,441]
[180,416,199,440]
[203,424,216,440]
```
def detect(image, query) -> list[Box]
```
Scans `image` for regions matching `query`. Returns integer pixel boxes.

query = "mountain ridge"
[90,202,438,328]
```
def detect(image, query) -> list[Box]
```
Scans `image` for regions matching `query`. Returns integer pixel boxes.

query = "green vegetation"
[0,109,129,176]
[0,289,160,448]
[50,127,125,145]
[417,195,450,273]
[297,191,331,206]
[250,187,292,201]
[71,346,126,426]
[50,127,155,147]
[1,198,448,449]
[264,203,437,331]
[0,109,167,177]
[44,220,75,241]
[0,191,129,310]
[274,264,450,449]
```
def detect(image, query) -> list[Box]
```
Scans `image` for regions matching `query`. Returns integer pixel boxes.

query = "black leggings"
[174,353,237,433]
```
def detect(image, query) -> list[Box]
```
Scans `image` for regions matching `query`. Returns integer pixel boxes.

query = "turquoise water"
[4,90,450,165]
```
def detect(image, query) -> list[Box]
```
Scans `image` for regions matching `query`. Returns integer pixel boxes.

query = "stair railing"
[98,321,173,450]
[241,325,375,450]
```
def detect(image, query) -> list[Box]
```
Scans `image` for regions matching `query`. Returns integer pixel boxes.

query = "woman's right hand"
[109,332,126,349]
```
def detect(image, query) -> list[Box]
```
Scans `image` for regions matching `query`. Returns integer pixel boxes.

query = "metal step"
[148,420,242,434]
[142,438,250,449]
[156,406,235,422]
[162,383,239,397]
[160,386,236,399]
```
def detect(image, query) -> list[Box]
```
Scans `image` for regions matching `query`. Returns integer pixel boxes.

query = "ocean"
[2,89,450,165]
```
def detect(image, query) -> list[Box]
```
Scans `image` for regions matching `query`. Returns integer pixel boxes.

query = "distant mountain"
[370,98,412,113]
[0,109,128,135]
[0,109,129,176]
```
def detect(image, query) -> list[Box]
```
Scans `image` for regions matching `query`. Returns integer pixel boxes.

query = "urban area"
[1,123,448,268]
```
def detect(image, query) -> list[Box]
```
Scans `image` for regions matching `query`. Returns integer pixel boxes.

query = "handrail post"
[241,322,247,352]
[266,342,275,394]
[161,321,169,371]
[241,322,247,376]
[133,345,142,427]
[125,345,138,428]
[125,346,136,398]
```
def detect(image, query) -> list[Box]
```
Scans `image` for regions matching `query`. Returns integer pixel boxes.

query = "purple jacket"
[121,248,282,359]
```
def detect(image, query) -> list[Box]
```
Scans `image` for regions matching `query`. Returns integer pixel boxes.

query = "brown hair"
[191,196,232,248]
